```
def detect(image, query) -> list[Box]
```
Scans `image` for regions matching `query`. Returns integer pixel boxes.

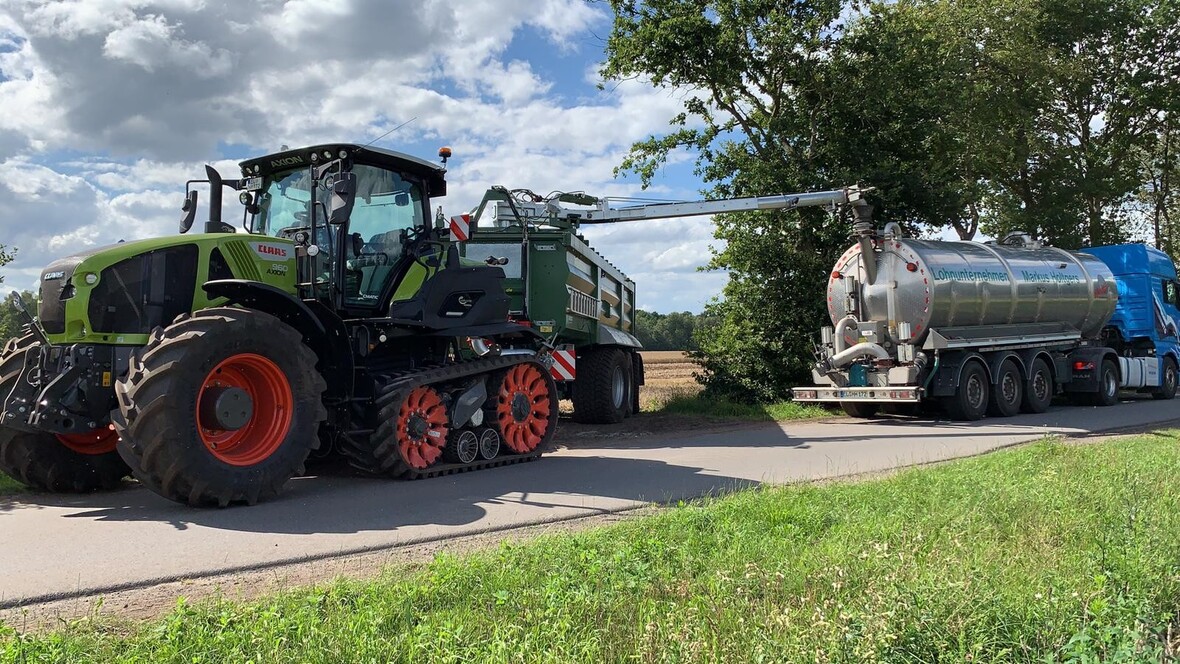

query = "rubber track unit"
[339,354,557,479]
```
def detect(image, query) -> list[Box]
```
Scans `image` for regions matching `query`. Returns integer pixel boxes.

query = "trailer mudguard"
[928,351,991,398]
[983,352,1026,387]
[596,323,642,348]
[202,279,354,399]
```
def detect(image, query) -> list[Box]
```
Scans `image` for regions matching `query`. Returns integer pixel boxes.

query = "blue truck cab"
[1082,243,1180,396]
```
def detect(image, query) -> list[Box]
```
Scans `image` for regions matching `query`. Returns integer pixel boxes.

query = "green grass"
[0,474,23,495]
[6,432,1180,662]
[657,393,830,420]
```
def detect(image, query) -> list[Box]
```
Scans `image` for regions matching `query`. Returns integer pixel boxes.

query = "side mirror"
[328,172,356,225]
[179,190,198,233]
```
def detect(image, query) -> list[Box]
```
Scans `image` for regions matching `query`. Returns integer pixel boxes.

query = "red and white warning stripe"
[449,214,471,241]
[550,349,576,381]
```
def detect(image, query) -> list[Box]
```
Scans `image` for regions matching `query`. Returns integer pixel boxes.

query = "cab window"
[1164,281,1179,307]
[345,165,426,306]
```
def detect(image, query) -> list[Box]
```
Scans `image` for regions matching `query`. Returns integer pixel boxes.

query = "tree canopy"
[602,0,1180,401]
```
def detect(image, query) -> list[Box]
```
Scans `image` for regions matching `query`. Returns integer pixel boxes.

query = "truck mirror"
[328,172,356,225]
[179,190,198,234]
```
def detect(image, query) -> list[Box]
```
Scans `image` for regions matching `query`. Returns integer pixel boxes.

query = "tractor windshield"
[253,168,315,236]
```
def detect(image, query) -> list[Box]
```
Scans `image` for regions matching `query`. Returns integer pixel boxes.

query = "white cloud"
[0,0,728,312]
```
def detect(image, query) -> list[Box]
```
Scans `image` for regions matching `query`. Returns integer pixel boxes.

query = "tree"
[635,310,708,350]
[603,0,1180,400]
[602,0,862,400]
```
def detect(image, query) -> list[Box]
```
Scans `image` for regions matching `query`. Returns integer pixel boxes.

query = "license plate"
[244,176,263,191]
[837,389,873,399]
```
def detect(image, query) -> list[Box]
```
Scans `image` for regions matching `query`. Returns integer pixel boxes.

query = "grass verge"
[6,431,1180,662]
[0,474,23,496]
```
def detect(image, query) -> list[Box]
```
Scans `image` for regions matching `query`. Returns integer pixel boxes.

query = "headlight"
[82,273,98,285]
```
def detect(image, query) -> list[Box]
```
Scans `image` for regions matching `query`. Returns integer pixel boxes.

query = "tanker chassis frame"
[791,321,1139,417]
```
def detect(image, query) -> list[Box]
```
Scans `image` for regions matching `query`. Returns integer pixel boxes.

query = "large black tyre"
[0,331,128,492]
[112,308,326,507]
[1081,359,1119,407]
[986,359,1023,418]
[572,348,630,424]
[840,402,879,418]
[1021,357,1054,414]
[1153,356,1178,400]
[943,361,989,421]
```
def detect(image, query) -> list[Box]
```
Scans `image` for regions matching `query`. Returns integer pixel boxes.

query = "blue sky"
[0,0,727,313]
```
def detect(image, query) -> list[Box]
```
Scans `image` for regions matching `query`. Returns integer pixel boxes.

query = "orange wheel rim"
[397,386,449,469]
[496,364,552,453]
[56,426,119,455]
[198,353,293,467]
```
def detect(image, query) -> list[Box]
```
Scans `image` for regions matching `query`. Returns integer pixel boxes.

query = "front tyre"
[0,331,128,492]
[112,308,326,507]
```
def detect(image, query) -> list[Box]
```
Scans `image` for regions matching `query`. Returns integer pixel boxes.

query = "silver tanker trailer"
[791,216,1180,420]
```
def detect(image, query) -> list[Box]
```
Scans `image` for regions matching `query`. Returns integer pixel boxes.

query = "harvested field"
[638,350,701,409]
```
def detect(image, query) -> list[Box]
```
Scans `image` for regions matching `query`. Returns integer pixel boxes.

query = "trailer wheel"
[1021,357,1053,414]
[944,361,988,421]
[113,308,326,506]
[1084,359,1119,407]
[1153,357,1177,400]
[0,332,128,492]
[572,348,630,424]
[840,402,879,418]
[987,360,1023,418]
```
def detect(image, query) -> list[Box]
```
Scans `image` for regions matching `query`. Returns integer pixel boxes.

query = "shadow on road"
[13,450,767,535]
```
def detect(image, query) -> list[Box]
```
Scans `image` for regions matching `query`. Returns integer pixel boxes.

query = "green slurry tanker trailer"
[452,186,869,423]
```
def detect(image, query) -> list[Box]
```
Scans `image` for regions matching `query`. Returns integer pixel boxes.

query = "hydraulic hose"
[827,342,890,369]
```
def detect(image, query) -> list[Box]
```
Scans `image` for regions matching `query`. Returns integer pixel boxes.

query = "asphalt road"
[2,398,1178,607]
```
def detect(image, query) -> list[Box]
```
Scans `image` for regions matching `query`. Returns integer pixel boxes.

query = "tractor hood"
[37,234,233,340]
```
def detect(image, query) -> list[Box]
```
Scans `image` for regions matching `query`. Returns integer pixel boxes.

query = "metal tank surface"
[826,235,1119,345]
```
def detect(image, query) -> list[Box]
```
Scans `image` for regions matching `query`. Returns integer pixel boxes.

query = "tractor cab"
[235,144,453,316]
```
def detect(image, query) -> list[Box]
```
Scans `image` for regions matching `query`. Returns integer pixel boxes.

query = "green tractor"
[0,144,559,506]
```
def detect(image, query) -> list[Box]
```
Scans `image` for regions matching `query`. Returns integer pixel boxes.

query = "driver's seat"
[357,231,402,295]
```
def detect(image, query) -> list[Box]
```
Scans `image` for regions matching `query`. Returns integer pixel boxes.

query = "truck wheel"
[1021,357,1053,414]
[572,348,630,424]
[987,360,1023,418]
[1153,357,1177,400]
[0,332,128,492]
[1084,359,1119,407]
[840,402,879,418]
[944,361,989,421]
[112,308,326,507]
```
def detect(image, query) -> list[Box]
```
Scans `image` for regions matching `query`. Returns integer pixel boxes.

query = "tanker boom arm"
[575,187,865,224]
[465,185,869,230]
